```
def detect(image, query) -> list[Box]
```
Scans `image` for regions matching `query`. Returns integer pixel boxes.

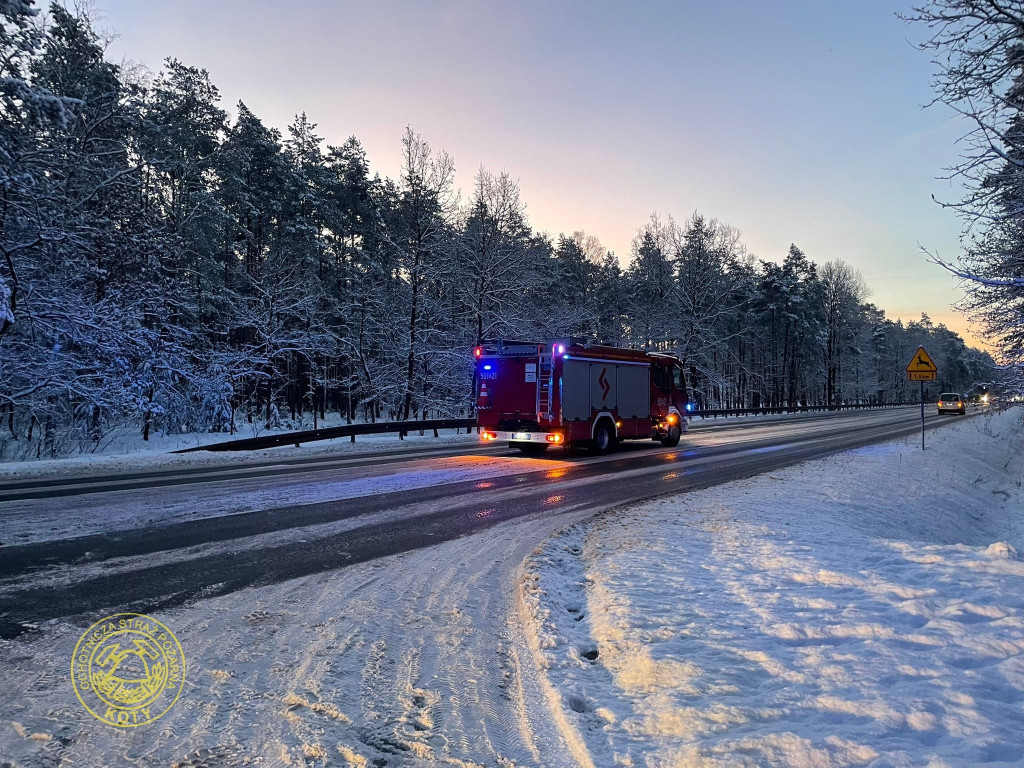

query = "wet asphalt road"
[0,407,972,638]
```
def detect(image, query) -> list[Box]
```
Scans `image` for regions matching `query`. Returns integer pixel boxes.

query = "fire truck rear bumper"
[491,430,564,444]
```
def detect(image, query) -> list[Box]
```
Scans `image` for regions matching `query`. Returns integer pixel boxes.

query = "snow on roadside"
[0,428,479,484]
[0,411,450,463]
[520,407,1024,767]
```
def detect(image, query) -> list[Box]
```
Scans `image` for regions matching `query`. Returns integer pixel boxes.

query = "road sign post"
[905,346,937,450]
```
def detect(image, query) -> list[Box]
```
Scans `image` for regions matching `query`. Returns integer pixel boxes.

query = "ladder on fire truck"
[536,353,552,420]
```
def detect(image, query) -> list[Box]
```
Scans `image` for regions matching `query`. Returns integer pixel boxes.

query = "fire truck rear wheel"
[660,424,681,447]
[591,421,615,455]
[514,442,549,456]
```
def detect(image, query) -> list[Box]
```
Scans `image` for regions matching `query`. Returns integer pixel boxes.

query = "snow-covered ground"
[2,408,1018,767]
[0,414,330,465]
[0,427,480,484]
[521,407,1024,767]
[0,412,428,462]
[0,504,594,768]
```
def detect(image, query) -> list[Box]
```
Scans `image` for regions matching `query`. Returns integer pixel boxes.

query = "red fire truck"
[474,339,691,454]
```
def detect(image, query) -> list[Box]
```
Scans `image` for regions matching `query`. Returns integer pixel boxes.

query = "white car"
[937,393,966,415]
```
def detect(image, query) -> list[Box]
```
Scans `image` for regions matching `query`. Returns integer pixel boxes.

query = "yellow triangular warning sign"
[905,346,937,373]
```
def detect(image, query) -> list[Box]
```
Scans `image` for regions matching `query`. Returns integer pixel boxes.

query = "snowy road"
[0,406,985,767]
[0,407,966,636]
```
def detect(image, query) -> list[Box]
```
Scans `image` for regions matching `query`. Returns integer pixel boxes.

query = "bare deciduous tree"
[905,1,1024,385]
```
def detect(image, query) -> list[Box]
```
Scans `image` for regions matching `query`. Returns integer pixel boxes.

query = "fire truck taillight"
[481,430,497,440]
[667,413,679,425]
[473,346,483,358]
[546,434,563,443]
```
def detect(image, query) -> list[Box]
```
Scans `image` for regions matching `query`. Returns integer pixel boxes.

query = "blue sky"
[94,0,978,345]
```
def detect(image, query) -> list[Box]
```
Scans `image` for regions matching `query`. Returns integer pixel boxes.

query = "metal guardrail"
[173,418,477,453]
[174,402,922,453]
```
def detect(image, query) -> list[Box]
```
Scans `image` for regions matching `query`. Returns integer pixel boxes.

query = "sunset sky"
[94,0,982,347]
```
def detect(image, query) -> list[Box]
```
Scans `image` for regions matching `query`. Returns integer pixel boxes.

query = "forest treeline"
[0,4,994,457]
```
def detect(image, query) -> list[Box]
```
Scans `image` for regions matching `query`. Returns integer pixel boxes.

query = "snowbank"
[521,407,1024,767]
